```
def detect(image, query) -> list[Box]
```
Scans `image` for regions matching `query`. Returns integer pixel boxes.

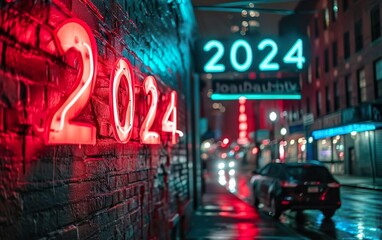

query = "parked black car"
[251,161,341,219]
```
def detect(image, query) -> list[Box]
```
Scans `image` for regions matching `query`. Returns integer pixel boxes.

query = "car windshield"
[286,166,335,182]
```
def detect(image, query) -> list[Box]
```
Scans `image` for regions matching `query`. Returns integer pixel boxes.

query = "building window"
[315,56,320,78]
[314,17,319,38]
[308,64,312,84]
[371,5,381,42]
[332,41,338,67]
[334,81,340,110]
[332,0,338,21]
[316,91,322,116]
[324,48,329,73]
[354,19,363,52]
[326,86,331,113]
[343,31,350,59]
[345,75,352,107]
[357,68,366,102]
[342,0,348,11]
[374,58,382,98]
[323,8,330,29]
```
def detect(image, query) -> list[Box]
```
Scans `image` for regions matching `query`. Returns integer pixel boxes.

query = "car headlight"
[228,161,235,168]
[218,162,225,169]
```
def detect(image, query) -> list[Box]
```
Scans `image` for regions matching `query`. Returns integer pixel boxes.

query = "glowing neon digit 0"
[162,91,183,144]
[230,39,252,72]
[46,19,97,145]
[109,58,135,143]
[140,76,161,144]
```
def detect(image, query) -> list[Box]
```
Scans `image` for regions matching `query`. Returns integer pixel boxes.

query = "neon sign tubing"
[56,42,94,132]
[112,60,134,140]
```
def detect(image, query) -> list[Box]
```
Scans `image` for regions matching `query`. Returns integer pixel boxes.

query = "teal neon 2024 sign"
[196,36,309,73]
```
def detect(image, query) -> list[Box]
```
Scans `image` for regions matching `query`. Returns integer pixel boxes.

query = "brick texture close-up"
[0,0,196,239]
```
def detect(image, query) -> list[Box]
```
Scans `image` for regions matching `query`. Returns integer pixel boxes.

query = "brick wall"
[0,0,196,239]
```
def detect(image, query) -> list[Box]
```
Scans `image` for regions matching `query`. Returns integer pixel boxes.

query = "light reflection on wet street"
[217,169,382,240]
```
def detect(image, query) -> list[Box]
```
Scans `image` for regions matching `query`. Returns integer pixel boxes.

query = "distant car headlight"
[228,161,235,168]
[218,162,225,169]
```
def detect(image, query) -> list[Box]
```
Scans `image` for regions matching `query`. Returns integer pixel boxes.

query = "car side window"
[260,164,271,175]
[268,164,281,178]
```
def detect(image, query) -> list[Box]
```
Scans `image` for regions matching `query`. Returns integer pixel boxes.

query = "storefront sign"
[196,36,309,73]
[211,78,301,100]
[39,19,182,145]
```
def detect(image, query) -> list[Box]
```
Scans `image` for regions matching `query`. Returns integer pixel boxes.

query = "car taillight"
[327,182,340,188]
[281,181,298,188]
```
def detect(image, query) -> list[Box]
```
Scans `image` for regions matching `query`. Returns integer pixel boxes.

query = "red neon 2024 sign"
[45,18,183,145]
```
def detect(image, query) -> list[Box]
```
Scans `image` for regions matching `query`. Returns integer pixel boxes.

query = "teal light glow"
[283,38,305,69]
[230,39,252,72]
[203,40,225,72]
[258,39,279,71]
[312,124,376,139]
[211,93,301,100]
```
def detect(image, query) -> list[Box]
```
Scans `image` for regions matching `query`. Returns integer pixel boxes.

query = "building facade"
[285,0,382,178]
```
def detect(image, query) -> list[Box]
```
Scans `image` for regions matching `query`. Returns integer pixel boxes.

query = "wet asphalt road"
[227,171,382,240]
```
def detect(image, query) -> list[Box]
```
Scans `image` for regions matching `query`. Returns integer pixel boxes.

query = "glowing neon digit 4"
[283,38,305,69]
[109,58,135,143]
[140,76,161,144]
[162,91,183,144]
[46,19,97,145]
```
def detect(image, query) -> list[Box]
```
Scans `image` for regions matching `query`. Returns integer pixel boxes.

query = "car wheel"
[269,196,281,219]
[322,209,335,218]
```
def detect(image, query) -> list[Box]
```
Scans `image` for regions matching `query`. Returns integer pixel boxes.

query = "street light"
[269,112,277,122]
[269,111,277,159]
[280,127,287,136]
[269,111,277,139]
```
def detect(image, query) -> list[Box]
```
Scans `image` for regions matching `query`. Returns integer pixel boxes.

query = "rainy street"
[219,169,382,240]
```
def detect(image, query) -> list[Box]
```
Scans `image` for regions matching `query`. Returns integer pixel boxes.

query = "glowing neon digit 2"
[140,76,160,144]
[258,39,279,71]
[46,19,97,145]
[109,58,135,143]
[162,91,183,144]
[203,40,225,72]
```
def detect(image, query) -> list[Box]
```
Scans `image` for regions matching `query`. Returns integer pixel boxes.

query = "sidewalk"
[186,175,307,240]
[334,175,382,191]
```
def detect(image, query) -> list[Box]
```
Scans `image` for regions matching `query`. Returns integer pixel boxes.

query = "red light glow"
[251,147,258,154]
[140,76,160,144]
[46,19,97,145]
[110,58,135,143]
[162,91,183,144]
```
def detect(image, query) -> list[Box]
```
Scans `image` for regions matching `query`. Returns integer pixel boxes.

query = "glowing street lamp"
[269,111,277,122]
[269,111,278,159]
[280,127,287,136]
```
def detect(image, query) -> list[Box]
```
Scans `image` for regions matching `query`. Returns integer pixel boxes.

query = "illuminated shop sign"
[196,37,309,73]
[211,78,301,100]
[311,124,376,139]
[42,18,183,145]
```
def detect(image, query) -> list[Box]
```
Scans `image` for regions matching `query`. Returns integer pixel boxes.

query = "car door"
[258,164,276,204]
[255,164,271,203]
[262,164,282,206]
